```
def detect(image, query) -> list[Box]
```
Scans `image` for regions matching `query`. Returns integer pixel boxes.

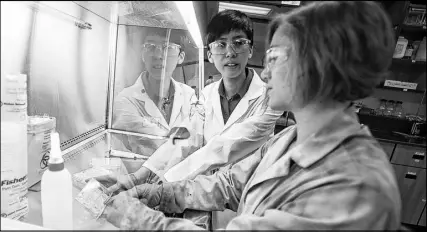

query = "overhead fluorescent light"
[174,1,205,92]
[174,1,203,48]
[282,1,301,6]
[219,2,272,16]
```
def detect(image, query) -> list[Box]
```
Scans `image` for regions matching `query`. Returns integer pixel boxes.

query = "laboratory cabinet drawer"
[419,205,426,226]
[378,141,395,160]
[391,144,426,169]
[392,165,426,225]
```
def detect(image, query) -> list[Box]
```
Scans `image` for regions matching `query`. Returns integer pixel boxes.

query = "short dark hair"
[267,1,395,104]
[206,10,254,49]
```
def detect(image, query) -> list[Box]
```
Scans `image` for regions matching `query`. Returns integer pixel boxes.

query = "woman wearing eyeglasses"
[111,27,196,155]
[101,1,401,230]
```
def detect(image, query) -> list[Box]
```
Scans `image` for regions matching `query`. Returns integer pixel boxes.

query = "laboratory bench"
[21,130,211,230]
[8,124,427,230]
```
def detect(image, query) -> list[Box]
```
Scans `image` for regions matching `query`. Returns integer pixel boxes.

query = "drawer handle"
[405,172,417,180]
[413,152,425,160]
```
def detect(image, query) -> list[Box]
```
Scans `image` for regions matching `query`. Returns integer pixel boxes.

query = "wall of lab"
[1,2,111,149]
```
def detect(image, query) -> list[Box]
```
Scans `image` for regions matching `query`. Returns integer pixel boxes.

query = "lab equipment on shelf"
[414,36,426,61]
[374,99,388,116]
[383,100,395,117]
[393,36,408,59]
[393,101,406,119]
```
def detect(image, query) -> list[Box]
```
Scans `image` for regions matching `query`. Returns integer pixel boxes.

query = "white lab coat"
[141,69,283,229]
[164,70,282,180]
[112,72,195,155]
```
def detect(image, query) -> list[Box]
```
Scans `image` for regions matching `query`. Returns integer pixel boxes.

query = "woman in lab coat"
[102,1,401,230]
[112,28,195,155]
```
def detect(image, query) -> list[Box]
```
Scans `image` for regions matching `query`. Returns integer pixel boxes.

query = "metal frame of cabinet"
[419,205,426,226]
[379,140,426,226]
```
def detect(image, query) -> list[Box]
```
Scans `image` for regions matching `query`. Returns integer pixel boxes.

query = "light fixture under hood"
[219,2,272,16]
[282,1,301,6]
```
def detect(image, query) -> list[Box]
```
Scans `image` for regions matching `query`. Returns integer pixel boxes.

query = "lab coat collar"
[169,78,184,127]
[220,69,265,130]
[129,72,183,128]
[246,105,371,192]
[291,105,369,168]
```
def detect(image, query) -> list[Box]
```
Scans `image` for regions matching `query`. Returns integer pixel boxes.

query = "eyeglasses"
[208,38,252,55]
[142,43,181,55]
[263,46,291,70]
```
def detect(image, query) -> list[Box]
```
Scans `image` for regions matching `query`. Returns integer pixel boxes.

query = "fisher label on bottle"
[1,123,29,220]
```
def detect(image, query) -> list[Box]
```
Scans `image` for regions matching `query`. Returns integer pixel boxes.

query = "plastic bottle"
[375,99,387,116]
[393,36,408,59]
[415,36,426,61]
[404,43,413,59]
[411,41,421,60]
[1,73,29,220]
[383,100,395,117]
[393,101,406,118]
[41,132,73,229]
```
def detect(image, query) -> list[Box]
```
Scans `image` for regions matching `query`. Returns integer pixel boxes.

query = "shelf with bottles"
[374,99,406,118]
[400,24,426,33]
[402,3,426,29]
[392,58,426,66]
[392,36,426,60]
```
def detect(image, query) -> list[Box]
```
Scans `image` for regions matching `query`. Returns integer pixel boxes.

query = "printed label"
[394,44,404,54]
[1,74,27,122]
[384,80,418,90]
[1,175,28,220]
[1,120,28,219]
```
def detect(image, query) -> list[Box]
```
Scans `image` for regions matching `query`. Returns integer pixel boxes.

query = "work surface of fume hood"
[1,1,209,230]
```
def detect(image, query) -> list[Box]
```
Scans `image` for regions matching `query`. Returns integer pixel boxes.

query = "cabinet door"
[391,144,426,169]
[392,165,426,225]
[379,141,395,160]
[419,205,426,226]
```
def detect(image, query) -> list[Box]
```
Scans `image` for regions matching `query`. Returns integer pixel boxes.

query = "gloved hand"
[102,191,169,230]
[112,183,163,209]
[94,167,157,195]
[135,166,159,184]
[101,191,140,228]
[93,173,136,195]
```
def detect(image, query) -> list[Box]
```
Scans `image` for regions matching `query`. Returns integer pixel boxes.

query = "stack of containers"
[27,115,56,187]
[1,74,29,220]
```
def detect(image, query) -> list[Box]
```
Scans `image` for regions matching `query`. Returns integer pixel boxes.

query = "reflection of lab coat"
[112,72,195,155]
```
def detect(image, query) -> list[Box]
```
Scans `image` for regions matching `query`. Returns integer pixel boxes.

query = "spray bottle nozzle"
[49,132,64,165]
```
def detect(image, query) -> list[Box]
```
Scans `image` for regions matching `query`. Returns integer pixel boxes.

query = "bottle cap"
[48,132,64,171]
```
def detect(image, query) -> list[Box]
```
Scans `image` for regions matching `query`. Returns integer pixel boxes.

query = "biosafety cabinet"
[1,1,210,229]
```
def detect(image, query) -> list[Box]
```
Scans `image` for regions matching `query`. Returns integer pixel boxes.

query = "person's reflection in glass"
[112,28,195,155]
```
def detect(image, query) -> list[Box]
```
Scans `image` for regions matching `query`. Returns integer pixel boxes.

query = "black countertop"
[370,129,426,148]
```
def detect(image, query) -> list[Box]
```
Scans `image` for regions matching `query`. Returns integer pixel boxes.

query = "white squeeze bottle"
[41,132,73,229]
